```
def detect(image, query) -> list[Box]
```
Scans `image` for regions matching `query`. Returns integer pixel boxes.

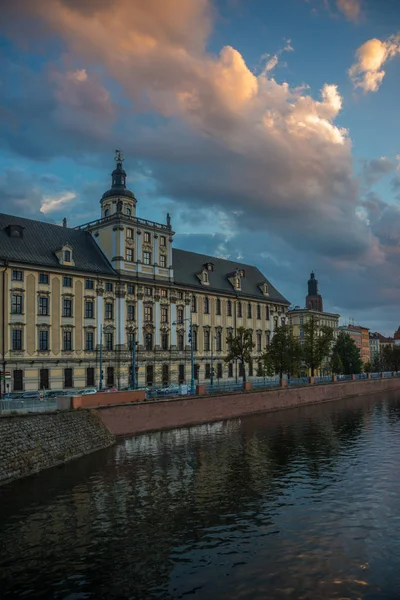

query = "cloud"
[1,0,400,333]
[336,0,362,22]
[362,157,396,187]
[349,34,400,92]
[40,191,76,214]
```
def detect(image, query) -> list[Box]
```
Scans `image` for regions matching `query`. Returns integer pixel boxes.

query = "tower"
[100,150,137,218]
[305,271,323,312]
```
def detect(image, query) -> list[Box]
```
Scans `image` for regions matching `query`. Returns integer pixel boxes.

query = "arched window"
[216,330,222,351]
[204,296,209,314]
[227,300,232,317]
[192,329,198,351]
[64,250,71,262]
[216,298,221,315]
[104,208,109,217]
[145,333,153,351]
[202,271,208,283]
[191,295,197,313]
[204,329,210,351]
[237,302,242,318]
[126,206,132,216]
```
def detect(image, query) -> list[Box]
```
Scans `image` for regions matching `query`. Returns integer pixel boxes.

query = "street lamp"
[130,333,139,390]
[210,333,218,388]
[172,310,195,392]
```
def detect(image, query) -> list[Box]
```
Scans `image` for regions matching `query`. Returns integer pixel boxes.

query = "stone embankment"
[0,410,115,485]
[97,377,400,436]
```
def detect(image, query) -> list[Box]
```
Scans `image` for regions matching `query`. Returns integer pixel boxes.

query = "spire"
[306,271,323,312]
[307,271,318,296]
[111,149,127,189]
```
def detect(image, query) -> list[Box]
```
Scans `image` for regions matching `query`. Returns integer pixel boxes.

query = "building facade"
[339,324,370,364]
[0,153,290,393]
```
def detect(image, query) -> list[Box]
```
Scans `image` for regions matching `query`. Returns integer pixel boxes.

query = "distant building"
[339,324,370,364]
[305,271,323,312]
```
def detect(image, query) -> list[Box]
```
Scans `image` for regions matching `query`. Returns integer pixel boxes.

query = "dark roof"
[101,188,135,200]
[173,248,289,303]
[0,213,115,275]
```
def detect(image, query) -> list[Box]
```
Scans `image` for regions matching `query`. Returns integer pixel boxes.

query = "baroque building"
[0,153,290,393]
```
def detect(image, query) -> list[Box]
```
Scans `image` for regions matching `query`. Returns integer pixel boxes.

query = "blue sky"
[0,0,400,334]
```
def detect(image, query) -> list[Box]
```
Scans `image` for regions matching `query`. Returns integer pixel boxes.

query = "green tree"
[331,352,343,374]
[262,325,302,378]
[302,315,334,377]
[225,327,255,383]
[381,345,400,371]
[331,332,362,375]
[363,361,373,373]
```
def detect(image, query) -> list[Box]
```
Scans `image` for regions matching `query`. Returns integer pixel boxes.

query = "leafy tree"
[225,327,255,383]
[363,361,373,373]
[331,332,362,375]
[302,315,334,377]
[262,325,302,378]
[381,345,400,371]
[331,352,343,374]
[372,353,383,373]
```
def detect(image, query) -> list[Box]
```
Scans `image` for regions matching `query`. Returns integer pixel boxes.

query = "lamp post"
[130,333,138,390]
[173,310,194,392]
[99,324,103,391]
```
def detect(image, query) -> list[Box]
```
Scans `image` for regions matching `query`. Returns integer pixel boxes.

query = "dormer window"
[235,277,240,290]
[64,250,71,262]
[56,244,74,267]
[5,224,24,238]
[204,262,214,272]
[203,271,209,284]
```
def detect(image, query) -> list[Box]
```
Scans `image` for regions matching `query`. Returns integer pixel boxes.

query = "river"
[1,392,400,599]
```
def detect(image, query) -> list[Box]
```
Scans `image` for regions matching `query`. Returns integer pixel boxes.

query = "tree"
[381,345,400,371]
[331,332,362,375]
[302,315,334,377]
[262,325,302,378]
[363,361,373,373]
[330,352,343,374]
[225,327,255,383]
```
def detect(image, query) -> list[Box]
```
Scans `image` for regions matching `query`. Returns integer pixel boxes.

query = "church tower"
[100,150,137,218]
[305,271,323,312]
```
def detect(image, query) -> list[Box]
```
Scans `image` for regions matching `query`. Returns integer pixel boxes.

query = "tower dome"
[100,150,137,218]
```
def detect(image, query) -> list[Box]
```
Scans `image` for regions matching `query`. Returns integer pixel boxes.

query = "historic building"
[0,153,290,393]
[339,324,370,364]
[305,271,323,312]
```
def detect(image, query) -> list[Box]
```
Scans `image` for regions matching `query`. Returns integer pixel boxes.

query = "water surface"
[1,392,400,599]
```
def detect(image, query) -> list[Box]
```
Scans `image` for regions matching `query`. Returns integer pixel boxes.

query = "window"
[178,291,184,300]
[143,251,152,265]
[227,300,232,317]
[266,332,270,346]
[86,367,95,387]
[107,367,114,386]
[105,282,113,292]
[194,364,200,380]
[63,276,72,287]
[127,228,133,239]
[104,208,109,217]
[249,360,253,377]
[216,330,222,351]
[247,303,252,318]
[38,296,49,316]
[160,289,168,297]
[178,364,185,384]
[127,284,135,294]
[145,287,152,296]
[146,365,154,386]
[205,363,211,379]
[13,369,23,391]
[127,333,135,350]
[178,333,184,351]
[202,271,209,284]
[63,298,73,317]
[144,306,153,321]
[239,363,245,377]
[161,333,169,350]
[192,295,197,313]
[11,294,23,314]
[217,363,223,379]
[39,369,49,389]
[204,329,210,351]
[85,300,94,319]
[177,308,184,324]
[235,277,240,290]
[85,331,94,351]
[204,297,210,314]
[257,304,261,320]
[39,330,49,351]
[257,332,262,352]
[228,363,233,378]
[105,302,113,320]
[127,305,135,321]
[39,273,49,284]
[85,279,94,290]
[300,328,304,338]
[266,305,270,320]
[12,270,23,281]
[192,329,198,351]
[63,331,72,351]
[160,254,167,268]
[126,206,132,216]
[144,231,151,243]
[126,247,134,262]
[64,250,71,262]
[162,365,169,387]
[12,329,22,350]
[237,302,242,318]
[161,307,168,323]
[216,298,221,315]
[300,317,304,325]
[105,333,113,351]
[145,333,153,351]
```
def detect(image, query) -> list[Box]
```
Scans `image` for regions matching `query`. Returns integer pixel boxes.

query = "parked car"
[3,392,24,400]
[77,388,97,396]
[98,386,118,393]
[21,391,44,400]
[45,390,68,398]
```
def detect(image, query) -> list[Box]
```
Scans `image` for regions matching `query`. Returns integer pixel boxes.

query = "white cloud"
[349,34,400,92]
[40,191,76,214]
[336,0,362,22]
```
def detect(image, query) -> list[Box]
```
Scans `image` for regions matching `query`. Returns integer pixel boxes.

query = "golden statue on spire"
[114,149,124,163]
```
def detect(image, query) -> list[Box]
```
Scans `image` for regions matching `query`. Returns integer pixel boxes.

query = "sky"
[0,0,400,335]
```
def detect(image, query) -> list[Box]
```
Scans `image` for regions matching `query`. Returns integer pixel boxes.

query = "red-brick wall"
[97,378,400,436]
[72,390,145,409]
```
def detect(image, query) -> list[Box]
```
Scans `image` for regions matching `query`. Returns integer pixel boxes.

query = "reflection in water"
[1,393,400,598]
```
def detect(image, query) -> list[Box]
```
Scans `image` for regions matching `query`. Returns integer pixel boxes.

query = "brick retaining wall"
[97,377,400,436]
[0,410,115,485]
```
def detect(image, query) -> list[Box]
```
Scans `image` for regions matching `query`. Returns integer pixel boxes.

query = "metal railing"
[205,381,243,394]
[288,377,309,386]
[251,377,280,388]
[314,375,332,384]
[0,397,59,414]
